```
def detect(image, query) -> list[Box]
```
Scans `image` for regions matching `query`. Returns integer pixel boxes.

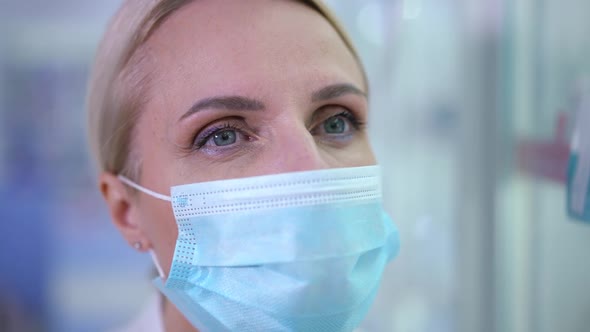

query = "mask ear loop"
[117,175,170,279]
[150,250,166,280]
[118,175,172,202]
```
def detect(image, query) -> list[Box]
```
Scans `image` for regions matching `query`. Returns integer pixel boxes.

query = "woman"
[87,0,400,331]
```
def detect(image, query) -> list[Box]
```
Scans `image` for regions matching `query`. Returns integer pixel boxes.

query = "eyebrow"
[179,83,366,122]
[311,83,367,102]
[179,96,265,121]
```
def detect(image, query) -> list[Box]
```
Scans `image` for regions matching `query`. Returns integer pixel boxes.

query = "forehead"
[141,0,365,106]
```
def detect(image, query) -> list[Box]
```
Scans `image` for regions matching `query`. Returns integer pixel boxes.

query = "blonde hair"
[86,0,365,180]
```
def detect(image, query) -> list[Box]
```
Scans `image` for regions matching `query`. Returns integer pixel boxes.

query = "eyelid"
[192,118,250,150]
[309,106,366,133]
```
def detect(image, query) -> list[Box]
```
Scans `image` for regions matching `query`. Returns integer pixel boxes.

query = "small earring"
[133,241,142,250]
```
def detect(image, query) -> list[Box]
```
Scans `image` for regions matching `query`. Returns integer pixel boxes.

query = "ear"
[99,172,151,251]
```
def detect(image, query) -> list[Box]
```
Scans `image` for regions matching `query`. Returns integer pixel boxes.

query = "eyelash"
[333,110,365,131]
[193,122,245,149]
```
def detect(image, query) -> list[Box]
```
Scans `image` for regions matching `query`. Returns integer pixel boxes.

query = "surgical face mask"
[119,165,400,332]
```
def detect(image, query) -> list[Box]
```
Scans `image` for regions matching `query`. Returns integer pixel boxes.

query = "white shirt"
[111,295,164,332]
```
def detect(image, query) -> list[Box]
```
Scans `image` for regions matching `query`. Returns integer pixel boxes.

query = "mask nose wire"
[118,175,172,202]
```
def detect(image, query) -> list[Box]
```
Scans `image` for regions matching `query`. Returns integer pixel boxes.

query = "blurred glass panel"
[1,1,589,331]
[497,1,590,332]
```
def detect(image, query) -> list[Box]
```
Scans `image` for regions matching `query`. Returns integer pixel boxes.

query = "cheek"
[139,199,178,274]
[320,135,377,167]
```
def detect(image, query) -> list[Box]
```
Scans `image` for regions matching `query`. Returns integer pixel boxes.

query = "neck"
[162,296,200,332]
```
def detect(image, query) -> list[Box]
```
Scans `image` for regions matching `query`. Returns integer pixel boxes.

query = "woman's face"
[127,0,375,274]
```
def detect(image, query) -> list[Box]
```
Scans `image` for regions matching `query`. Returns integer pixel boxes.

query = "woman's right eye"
[211,129,237,146]
[193,122,251,151]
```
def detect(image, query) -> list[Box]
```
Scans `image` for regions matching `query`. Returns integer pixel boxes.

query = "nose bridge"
[270,118,329,173]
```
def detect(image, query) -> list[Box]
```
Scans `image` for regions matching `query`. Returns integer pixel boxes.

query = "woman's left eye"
[312,111,362,137]
[323,116,348,134]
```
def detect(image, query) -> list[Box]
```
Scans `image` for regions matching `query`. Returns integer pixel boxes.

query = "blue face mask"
[119,165,400,332]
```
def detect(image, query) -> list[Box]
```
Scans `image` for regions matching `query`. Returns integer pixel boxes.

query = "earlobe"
[99,172,151,252]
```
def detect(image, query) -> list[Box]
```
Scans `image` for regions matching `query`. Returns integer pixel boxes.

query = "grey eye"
[213,129,237,146]
[323,116,347,134]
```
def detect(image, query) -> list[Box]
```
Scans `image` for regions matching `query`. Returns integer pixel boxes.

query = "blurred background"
[1,0,589,331]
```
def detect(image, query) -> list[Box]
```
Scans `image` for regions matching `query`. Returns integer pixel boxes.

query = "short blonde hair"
[86,0,365,180]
